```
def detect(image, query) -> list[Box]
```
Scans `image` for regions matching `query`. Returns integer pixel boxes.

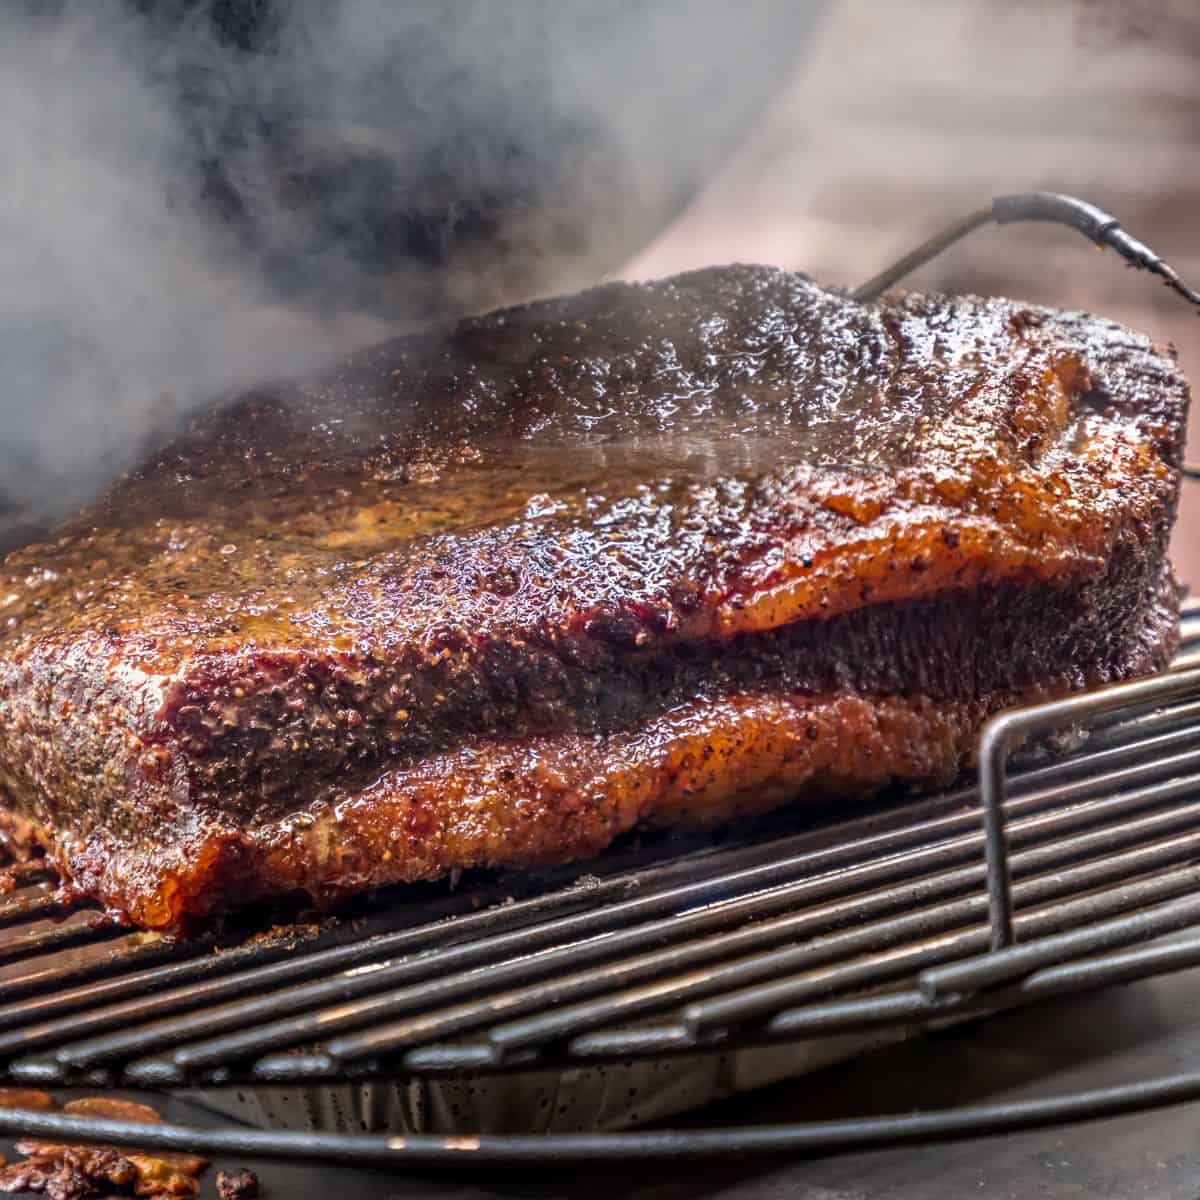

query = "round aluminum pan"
[184,1030,907,1135]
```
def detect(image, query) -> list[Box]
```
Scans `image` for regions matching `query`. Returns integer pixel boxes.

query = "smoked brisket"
[0,265,1188,927]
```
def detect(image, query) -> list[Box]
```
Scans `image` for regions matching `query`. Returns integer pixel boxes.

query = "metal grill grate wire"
[0,601,1197,1161]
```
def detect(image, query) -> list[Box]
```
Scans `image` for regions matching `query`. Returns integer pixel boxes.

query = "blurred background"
[627,0,1200,587]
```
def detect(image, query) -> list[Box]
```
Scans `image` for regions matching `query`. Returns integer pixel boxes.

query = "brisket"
[0,265,1188,927]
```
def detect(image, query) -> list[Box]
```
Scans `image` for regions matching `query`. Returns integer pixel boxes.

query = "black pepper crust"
[0,265,1188,927]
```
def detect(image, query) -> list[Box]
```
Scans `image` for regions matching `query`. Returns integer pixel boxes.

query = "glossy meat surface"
[0,265,1188,927]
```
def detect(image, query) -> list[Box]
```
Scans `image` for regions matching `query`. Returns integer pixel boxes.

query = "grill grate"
[0,599,1198,1164]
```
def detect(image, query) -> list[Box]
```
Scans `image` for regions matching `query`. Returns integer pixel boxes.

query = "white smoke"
[0,0,819,536]
[0,2,392,522]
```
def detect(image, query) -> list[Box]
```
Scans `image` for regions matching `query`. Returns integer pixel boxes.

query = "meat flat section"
[0,265,1188,928]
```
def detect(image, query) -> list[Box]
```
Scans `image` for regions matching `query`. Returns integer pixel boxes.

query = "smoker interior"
[0,600,1198,1156]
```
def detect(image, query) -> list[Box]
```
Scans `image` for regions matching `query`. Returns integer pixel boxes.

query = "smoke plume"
[0,0,817,539]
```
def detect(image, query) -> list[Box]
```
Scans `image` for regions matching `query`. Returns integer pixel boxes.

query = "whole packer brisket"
[0,264,1188,927]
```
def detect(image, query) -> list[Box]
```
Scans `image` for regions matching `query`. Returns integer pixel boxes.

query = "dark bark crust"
[0,265,1188,926]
